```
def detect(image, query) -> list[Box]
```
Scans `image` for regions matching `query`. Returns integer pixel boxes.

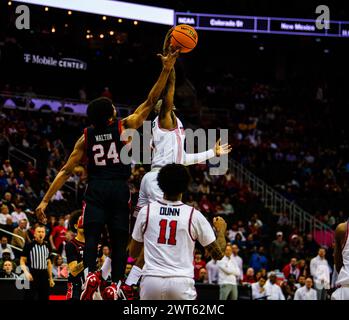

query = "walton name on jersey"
[159,207,180,216]
[95,133,113,142]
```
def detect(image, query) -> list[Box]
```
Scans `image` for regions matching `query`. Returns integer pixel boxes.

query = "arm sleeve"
[191,210,216,247]
[183,149,215,166]
[132,206,148,243]
[65,242,78,264]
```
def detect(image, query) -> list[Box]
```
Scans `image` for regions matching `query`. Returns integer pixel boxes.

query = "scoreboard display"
[175,12,349,38]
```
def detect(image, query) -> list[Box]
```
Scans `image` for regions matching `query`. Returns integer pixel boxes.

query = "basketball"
[170,24,198,53]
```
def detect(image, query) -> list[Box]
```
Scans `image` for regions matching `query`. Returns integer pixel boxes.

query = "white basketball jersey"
[151,116,186,169]
[336,221,349,286]
[132,199,216,278]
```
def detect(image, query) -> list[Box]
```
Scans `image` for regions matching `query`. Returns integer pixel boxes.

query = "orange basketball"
[170,24,198,53]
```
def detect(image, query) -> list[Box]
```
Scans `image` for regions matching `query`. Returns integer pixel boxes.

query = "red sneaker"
[102,283,118,300]
[80,272,101,300]
[120,283,138,300]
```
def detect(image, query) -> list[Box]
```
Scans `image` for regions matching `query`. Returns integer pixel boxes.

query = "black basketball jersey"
[66,237,85,285]
[84,120,131,181]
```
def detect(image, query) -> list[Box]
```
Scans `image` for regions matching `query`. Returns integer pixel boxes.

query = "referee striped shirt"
[22,241,50,270]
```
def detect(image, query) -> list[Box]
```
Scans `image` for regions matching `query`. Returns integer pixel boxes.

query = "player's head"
[87,97,116,128]
[69,209,83,234]
[157,164,191,200]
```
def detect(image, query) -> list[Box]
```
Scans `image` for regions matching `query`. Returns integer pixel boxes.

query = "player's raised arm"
[159,27,178,129]
[35,135,85,223]
[204,216,227,261]
[183,138,232,166]
[121,50,179,130]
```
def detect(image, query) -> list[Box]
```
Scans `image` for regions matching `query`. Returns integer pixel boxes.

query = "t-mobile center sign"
[24,53,87,70]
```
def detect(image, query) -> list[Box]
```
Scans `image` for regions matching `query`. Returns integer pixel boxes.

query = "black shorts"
[82,179,130,232]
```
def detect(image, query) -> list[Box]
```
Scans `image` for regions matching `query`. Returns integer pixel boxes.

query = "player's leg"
[80,199,105,300]
[102,180,131,300]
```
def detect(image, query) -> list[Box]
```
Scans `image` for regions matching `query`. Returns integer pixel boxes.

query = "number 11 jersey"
[132,199,216,278]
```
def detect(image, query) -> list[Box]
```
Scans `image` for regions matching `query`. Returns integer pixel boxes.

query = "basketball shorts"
[331,286,349,300]
[140,276,197,300]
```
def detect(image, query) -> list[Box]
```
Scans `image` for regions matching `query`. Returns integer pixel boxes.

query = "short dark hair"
[87,97,114,128]
[69,209,82,232]
[157,164,191,197]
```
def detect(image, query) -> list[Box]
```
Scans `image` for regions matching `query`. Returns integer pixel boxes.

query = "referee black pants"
[24,270,49,300]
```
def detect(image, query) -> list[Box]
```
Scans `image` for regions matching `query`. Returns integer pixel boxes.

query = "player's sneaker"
[120,283,138,300]
[102,282,119,300]
[80,272,101,300]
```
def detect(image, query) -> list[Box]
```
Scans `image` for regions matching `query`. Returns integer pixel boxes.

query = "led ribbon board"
[176,12,349,38]
[13,0,174,25]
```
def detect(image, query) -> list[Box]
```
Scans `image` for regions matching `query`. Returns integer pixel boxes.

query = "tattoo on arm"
[205,241,224,261]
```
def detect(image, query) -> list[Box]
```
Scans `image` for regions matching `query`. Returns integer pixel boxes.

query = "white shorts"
[140,276,197,300]
[331,286,349,300]
[134,170,163,217]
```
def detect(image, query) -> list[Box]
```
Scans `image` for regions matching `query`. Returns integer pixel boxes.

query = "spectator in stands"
[58,230,74,263]
[310,247,331,300]
[2,192,15,212]
[277,212,290,227]
[251,276,267,300]
[11,219,30,249]
[0,170,8,192]
[11,204,28,228]
[52,254,68,279]
[206,258,219,284]
[199,195,214,216]
[0,260,18,278]
[231,244,243,282]
[232,233,247,249]
[289,234,304,257]
[297,259,308,277]
[270,231,287,270]
[243,267,255,284]
[248,214,263,235]
[281,274,298,300]
[0,236,15,261]
[46,160,58,180]
[249,246,268,272]
[49,216,67,252]
[297,275,306,288]
[2,160,13,175]
[265,272,285,300]
[196,267,209,284]
[228,224,246,242]
[0,204,13,234]
[282,257,300,279]
[218,244,241,300]
[222,197,234,215]
[194,251,206,281]
[23,180,37,198]
[294,276,317,300]
[303,233,319,258]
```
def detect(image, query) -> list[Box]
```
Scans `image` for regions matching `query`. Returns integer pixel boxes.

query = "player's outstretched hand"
[35,201,48,225]
[213,216,227,233]
[157,49,180,70]
[214,138,232,156]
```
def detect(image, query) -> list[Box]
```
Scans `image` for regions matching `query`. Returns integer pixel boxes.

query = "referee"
[20,225,55,300]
